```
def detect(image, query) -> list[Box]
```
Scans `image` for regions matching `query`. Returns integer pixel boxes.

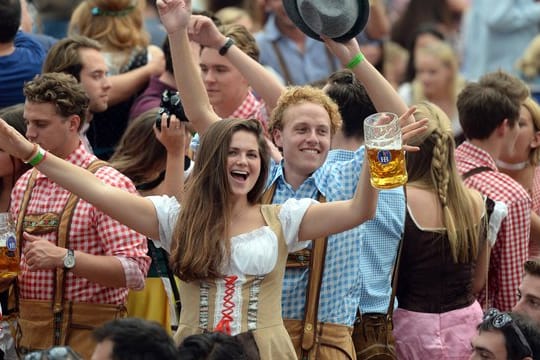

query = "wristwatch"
[63,249,76,270]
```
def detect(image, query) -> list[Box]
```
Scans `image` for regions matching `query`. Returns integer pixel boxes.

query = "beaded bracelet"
[24,145,47,167]
[346,53,365,70]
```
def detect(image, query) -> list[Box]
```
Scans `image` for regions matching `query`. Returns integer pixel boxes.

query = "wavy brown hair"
[23,73,89,130]
[109,108,166,185]
[269,86,342,137]
[42,36,102,81]
[68,0,149,52]
[170,118,269,281]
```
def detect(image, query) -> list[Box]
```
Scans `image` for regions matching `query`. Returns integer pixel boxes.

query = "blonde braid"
[432,130,460,262]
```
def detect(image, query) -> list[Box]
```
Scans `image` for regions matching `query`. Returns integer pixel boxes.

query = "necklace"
[496,160,529,171]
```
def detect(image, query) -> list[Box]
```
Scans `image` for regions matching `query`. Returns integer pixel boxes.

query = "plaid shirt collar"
[456,141,498,172]
[267,158,329,198]
[229,91,261,120]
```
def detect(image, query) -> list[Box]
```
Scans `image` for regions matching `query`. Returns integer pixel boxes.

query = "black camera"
[155,90,189,130]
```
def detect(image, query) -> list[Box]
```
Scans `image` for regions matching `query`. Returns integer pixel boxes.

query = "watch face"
[64,250,75,269]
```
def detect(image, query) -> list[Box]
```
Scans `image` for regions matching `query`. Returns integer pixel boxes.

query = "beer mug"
[0,212,19,278]
[363,112,408,189]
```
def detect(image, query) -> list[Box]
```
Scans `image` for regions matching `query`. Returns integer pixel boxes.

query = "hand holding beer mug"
[364,112,408,189]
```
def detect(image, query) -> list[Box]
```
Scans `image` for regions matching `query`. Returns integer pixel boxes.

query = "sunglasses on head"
[23,345,82,360]
[483,308,533,358]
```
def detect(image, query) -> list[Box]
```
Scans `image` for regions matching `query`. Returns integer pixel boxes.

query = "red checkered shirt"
[229,91,268,127]
[10,143,150,305]
[455,142,531,311]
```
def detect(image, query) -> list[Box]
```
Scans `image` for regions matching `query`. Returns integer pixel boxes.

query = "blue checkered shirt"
[327,149,404,315]
[267,146,403,325]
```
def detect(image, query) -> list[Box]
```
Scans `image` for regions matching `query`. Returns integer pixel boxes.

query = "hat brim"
[283,0,370,43]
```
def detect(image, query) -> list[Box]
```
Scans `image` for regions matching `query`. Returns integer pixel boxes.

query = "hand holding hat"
[283,0,370,43]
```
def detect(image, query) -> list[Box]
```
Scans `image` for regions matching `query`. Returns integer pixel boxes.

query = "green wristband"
[27,146,46,166]
[346,53,365,70]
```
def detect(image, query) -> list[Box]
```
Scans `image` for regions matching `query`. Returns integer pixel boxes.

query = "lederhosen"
[14,160,126,359]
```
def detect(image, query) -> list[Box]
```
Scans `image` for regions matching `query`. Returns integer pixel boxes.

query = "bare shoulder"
[466,188,485,218]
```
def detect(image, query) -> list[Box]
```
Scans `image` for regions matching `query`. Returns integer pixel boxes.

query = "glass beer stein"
[364,112,408,189]
[0,213,19,278]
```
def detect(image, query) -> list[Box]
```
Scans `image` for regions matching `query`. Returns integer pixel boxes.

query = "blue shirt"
[267,146,404,325]
[462,0,540,80]
[327,149,404,314]
[0,32,45,108]
[254,14,340,85]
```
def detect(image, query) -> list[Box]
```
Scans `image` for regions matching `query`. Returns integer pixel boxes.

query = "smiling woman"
[398,40,465,143]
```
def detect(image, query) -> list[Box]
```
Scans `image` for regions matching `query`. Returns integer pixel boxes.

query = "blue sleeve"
[14,31,46,58]
[478,0,540,31]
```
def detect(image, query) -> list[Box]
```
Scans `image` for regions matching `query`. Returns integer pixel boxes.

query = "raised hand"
[188,14,227,49]
[156,0,192,34]
[399,107,428,152]
[154,115,188,157]
[322,35,361,67]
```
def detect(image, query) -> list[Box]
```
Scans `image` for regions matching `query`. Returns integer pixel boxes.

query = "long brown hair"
[109,108,167,185]
[170,119,270,281]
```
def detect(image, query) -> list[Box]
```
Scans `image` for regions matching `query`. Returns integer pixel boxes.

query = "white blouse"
[147,196,315,276]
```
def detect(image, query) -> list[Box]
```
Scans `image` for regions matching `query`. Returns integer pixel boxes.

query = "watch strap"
[219,37,235,56]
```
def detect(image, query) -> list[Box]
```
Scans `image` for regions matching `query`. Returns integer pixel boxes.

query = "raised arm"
[154,114,186,201]
[0,118,160,240]
[157,0,219,135]
[297,107,425,241]
[324,36,413,126]
[298,152,377,241]
[188,15,285,111]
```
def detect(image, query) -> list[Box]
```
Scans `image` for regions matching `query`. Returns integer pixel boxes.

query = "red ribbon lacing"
[214,275,238,335]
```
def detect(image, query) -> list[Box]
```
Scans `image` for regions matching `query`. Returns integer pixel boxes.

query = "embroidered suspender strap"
[53,159,108,345]
[300,194,327,356]
[14,169,40,316]
[15,170,39,255]
[271,41,294,85]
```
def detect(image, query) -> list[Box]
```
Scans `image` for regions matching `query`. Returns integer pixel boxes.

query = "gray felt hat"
[283,0,370,43]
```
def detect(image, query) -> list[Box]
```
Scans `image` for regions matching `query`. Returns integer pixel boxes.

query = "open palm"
[156,0,191,34]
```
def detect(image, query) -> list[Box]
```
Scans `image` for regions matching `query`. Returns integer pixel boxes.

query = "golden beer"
[0,246,19,278]
[0,213,19,278]
[367,148,407,189]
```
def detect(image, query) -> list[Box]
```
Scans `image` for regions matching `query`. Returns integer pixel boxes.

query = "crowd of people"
[1,0,540,359]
